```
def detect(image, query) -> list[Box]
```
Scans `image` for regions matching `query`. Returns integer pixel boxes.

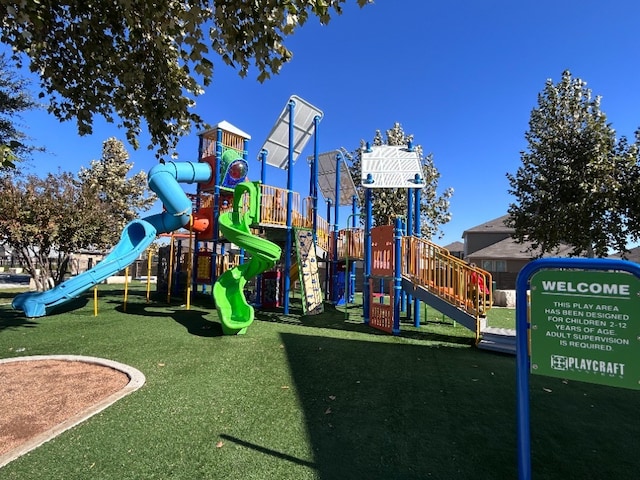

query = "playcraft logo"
[550,355,625,377]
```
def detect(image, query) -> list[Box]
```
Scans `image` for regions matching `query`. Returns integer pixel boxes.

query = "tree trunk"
[55,256,70,285]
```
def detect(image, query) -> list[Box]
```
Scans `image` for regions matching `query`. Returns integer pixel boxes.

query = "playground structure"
[12,95,511,352]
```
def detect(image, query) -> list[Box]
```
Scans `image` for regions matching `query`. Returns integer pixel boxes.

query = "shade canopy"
[315,150,358,206]
[259,95,323,169]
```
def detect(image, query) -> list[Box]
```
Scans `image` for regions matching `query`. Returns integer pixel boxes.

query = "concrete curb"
[0,355,146,469]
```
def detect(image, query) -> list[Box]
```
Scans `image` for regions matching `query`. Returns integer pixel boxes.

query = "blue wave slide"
[12,161,212,318]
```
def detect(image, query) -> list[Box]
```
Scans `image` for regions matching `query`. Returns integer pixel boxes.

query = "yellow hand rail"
[401,236,492,344]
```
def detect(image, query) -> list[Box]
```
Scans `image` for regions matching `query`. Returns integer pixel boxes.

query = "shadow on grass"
[102,293,224,337]
[0,309,40,331]
[0,290,28,301]
[46,296,89,316]
[222,332,516,479]
[219,434,316,469]
[0,291,89,330]
[256,300,475,347]
[220,332,640,480]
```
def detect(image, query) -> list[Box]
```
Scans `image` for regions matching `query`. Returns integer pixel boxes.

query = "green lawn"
[0,284,638,479]
[485,306,516,329]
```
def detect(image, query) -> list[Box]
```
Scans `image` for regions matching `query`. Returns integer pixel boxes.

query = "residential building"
[462,215,573,289]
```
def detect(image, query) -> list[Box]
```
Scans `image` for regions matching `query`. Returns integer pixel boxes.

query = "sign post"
[516,258,640,480]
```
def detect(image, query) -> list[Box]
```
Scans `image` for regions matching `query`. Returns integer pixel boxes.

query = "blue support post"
[283,99,295,315]
[312,116,321,244]
[332,152,341,303]
[413,176,422,327]
[325,199,332,295]
[260,149,267,185]
[212,128,223,286]
[363,185,372,324]
[240,136,249,272]
[393,217,402,335]
[194,136,204,293]
[349,195,357,303]
[405,189,413,318]
[255,149,268,307]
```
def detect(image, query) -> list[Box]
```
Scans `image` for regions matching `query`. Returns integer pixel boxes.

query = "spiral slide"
[12,161,213,318]
[214,181,282,335]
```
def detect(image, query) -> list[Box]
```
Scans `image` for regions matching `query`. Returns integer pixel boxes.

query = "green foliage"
[0,0,372,158]
[0,171,91,289]
[507,70,640,257]
[78,137,156,239]
[0,53,41,170]
[0,138,154,290]
[348,122,453,239]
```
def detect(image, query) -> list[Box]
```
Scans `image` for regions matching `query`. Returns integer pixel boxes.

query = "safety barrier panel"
[371,225,394,277]
[333,228,365,260]
[369,289,394,333]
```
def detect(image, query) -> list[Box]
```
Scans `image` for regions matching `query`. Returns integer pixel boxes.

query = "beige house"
[442,240,464,259]
[462,215,573,289]
[68,250,107,275]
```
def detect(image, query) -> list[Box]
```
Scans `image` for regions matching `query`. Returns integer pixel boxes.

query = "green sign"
[530,270,640,390]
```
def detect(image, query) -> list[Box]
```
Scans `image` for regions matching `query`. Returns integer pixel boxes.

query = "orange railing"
[259,184,308,227]
[315,215,330,252]
[333,228,365,260]
[401,236,492,342]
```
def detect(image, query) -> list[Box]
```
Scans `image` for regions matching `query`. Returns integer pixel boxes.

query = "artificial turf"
[0,284,638,479]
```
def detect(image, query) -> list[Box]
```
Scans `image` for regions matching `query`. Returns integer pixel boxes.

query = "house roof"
[466,237,574,260]
[462,214,513,236]
[443,241,464,252]
[608,246,640,263]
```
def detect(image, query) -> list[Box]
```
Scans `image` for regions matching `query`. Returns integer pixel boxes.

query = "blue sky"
[12,0,640,247]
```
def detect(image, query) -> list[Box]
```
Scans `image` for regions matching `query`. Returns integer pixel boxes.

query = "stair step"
[478,327,517,355]
[481,326,516,336]
[477,339,516,355]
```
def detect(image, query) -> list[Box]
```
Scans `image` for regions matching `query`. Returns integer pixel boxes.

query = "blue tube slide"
[12,161,212,318]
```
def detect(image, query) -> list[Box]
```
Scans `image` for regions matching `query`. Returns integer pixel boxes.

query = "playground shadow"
[255,301,381,335]
[222,332,519,479]
[169,308,223,337]
[0,310,40,331]
[0,290,26,301]
[255,300,475,347]
[107,295,223,338]
[277,332,637,479]
[0,292,89,331]
[46,296,89,316]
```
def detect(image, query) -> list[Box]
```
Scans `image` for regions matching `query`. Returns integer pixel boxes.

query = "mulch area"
[0,359,130,458]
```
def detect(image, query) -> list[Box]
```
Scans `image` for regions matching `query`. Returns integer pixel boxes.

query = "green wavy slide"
[214,181,282,335]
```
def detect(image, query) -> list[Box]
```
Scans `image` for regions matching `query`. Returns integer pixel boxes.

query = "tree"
[0,138,154,290]
[506,70,640,258]
[78,137,156,243]
[348,122,453,239]
[0,0,372,158]
[0,52,41,170]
